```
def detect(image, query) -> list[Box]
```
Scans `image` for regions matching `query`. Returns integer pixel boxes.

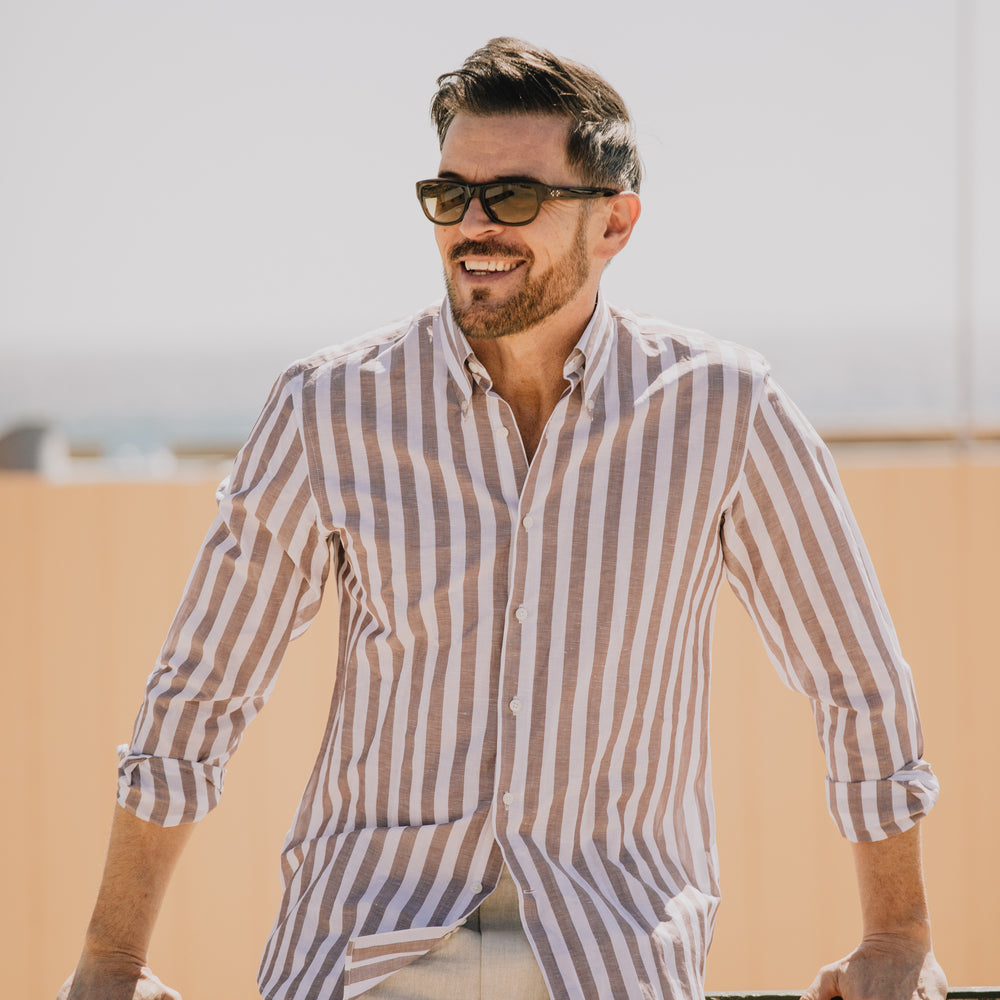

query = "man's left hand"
[801,933,947,1000]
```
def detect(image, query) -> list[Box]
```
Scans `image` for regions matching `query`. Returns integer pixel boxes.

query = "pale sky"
[1,0,997,436]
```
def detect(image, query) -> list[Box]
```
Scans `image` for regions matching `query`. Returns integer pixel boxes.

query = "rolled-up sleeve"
[117,367,331,825]
[720,373,938,842]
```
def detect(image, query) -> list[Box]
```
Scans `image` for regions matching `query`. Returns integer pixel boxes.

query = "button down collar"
[436,295,614,412]
[437,302,478,406]
[567,292,614,413]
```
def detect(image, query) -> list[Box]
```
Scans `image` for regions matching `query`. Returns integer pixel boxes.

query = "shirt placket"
[489,374,581,853]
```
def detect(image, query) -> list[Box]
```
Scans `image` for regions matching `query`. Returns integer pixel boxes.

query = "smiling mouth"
[461,259,522,274]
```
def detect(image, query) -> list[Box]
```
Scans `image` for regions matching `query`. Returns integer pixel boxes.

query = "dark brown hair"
[430,37,642,193]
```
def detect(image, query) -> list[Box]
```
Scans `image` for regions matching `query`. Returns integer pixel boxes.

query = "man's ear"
[596,192,641,261]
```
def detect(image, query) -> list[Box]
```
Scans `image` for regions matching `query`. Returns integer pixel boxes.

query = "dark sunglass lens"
[483,183,539,224]
[421,183,468,224]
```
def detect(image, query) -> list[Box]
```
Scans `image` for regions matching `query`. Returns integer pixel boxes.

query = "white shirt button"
[502,791,513,807]
[522,515,534,530]
[471,882,484,895]
[460,400,470,414]
[514,606,528,622]
[500,426,509,438]
[509,697,522,714]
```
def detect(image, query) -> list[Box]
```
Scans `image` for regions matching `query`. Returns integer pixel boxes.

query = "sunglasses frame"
[415,178,619,227]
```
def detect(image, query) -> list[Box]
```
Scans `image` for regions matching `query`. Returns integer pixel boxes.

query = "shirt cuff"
[116,745,225,826]
[826,759,940,843]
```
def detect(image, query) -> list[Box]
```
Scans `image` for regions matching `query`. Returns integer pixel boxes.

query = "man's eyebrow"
[435,171,546,184]
[496,174,545,184]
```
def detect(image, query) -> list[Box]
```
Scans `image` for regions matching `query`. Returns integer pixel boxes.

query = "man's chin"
[449,292,519,340]
[445,270,569,340]
[454,309,516,341]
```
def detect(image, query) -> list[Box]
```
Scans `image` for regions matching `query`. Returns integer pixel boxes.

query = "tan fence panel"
[708,458,1000,989]
[1,458,996,996]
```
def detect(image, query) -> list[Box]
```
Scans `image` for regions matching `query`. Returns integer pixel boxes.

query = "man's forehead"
[437,112,575,183]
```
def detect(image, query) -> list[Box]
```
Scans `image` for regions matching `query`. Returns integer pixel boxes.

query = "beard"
[444,210,591,340]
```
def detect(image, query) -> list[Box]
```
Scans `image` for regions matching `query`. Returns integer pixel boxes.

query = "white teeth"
[464,259,516,272]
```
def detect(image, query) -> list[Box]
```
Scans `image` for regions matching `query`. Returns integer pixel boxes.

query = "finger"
[801,963,842,1000]
[137,969,183,1000]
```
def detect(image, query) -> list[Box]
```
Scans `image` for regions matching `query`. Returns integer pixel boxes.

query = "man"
[62,38,946,1000]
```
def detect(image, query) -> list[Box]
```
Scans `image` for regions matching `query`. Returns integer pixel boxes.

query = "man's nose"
[458,194,505,239]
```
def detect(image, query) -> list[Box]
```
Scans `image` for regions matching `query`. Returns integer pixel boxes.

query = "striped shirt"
[118,295,938,1000]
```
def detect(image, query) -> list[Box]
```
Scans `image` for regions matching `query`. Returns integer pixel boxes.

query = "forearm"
[851,823,931,945]
[81,804,195,962]
[802,822,945,1000]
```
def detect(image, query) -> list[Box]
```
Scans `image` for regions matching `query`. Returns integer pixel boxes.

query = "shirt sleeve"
[117,367,331,825]
[720,372,939,842]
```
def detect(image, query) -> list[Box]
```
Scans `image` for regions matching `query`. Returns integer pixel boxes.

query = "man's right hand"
[58,955,181,1000]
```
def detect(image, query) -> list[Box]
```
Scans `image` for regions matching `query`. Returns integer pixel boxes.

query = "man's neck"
[465,295,597,460]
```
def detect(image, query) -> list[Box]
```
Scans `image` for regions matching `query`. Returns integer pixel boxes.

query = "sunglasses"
[415,179,619,227]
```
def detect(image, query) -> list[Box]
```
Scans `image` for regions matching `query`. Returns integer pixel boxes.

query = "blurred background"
[1,0,998,471]
[1,0,998,995]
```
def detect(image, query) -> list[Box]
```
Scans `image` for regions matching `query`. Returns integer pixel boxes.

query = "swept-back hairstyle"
[430,37,642,193]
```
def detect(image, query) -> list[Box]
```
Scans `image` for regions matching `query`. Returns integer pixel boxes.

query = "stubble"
[445,210,591,341]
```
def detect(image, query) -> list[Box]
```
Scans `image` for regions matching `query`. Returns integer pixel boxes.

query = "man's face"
[433,113,602,340]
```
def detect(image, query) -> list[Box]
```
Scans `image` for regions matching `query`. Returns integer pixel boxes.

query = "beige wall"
[2,456,997,996]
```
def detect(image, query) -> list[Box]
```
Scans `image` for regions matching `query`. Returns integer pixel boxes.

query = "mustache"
[449,239,533,263]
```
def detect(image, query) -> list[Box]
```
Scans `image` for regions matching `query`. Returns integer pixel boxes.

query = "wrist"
[861,918,932,950]
[80,936,148,968]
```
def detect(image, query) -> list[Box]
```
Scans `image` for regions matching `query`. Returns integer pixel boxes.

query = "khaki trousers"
[362,866,550,1000]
